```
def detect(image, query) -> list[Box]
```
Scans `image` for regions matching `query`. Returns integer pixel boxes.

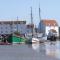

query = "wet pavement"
[0,41,60,60]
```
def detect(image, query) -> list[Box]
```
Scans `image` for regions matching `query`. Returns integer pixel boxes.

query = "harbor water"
[0,41,60,60]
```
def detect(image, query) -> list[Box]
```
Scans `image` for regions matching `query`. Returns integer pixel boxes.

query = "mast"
[39,4,41,21]
[12,19,14,35]
[31,7,33,37]
[39,4,41,33]
[17,16,18,32]
[10,20,13,34]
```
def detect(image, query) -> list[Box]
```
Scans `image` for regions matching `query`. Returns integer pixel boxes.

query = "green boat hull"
[7,35,25,43]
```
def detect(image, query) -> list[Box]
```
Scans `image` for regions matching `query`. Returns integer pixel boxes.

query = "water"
[45,41,60,59]
[0,41,60,60]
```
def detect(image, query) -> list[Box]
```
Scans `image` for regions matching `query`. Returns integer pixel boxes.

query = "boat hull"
[32,38,39,43]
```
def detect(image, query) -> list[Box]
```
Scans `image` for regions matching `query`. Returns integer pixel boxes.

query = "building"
[38,19,59,36]
[26,24,37,37]
[0,21,26,35]
[26,24,34,34]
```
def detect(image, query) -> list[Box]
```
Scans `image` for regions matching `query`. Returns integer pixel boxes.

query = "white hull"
[32,38,39,43]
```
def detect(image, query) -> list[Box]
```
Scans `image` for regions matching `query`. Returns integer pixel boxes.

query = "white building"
[38,19,59,37]
[0,21,26,35]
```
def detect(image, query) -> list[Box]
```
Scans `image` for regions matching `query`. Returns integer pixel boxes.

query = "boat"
[26,7,40,44]
[32,37,39,43]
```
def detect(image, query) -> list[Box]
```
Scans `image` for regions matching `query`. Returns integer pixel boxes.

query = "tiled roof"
[41,19,58,26]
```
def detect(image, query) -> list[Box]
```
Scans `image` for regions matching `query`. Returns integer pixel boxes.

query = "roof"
[0,21,26,24]
[41,19,58,26]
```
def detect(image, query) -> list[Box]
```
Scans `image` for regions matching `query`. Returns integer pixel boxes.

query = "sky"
[0,0,60,27]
